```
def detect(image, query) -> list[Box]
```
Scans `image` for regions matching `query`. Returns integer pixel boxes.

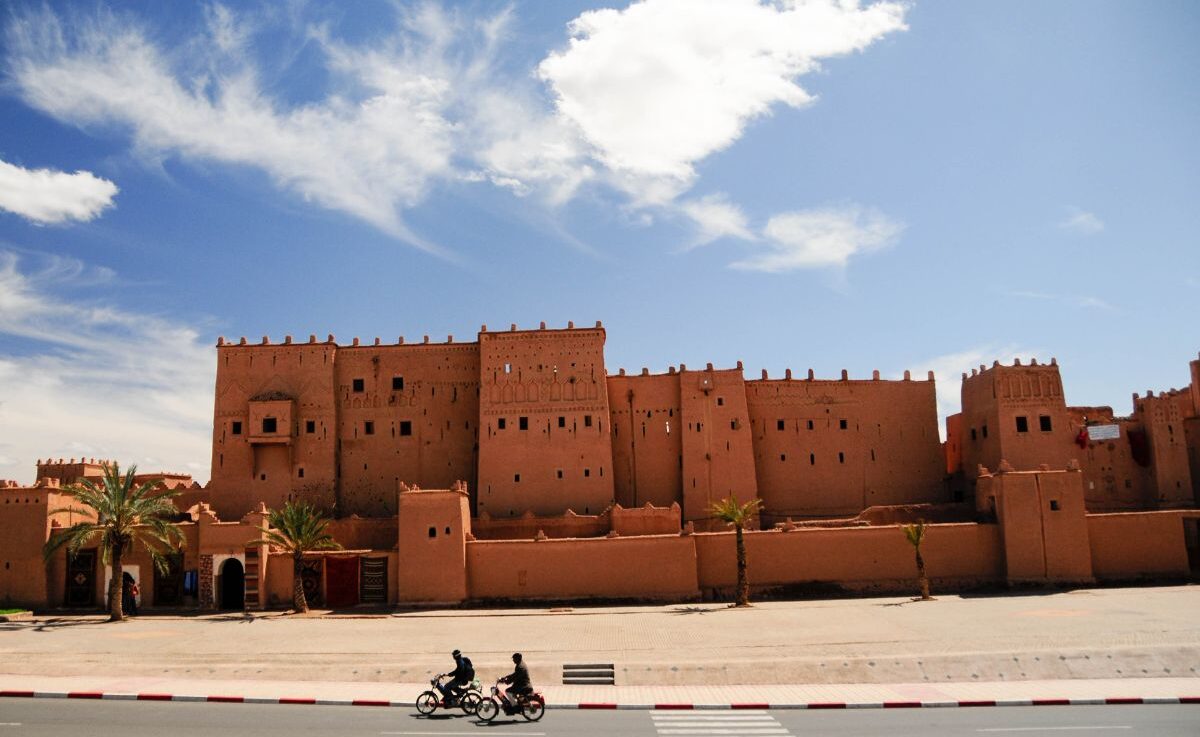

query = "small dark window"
[519,416,529,430]
[971,428,977,441]
[730,420,737,430]
[260,473,266,481]
[717,397,725,406]
[1049,500,1060,511]
[780,454,786,462]
[556,469,563,479]
[262,417,277,434]
[305,420,315,434]
[428,526,436,538]
[558,416,566,428]
[392,376,404,391]
[399,420,412,436]
[231,421,242,435]
[352,378,365,393]
[838,452,845,464]
[777,419,785,431]
[1015,416,1029,433]
[498,418,507,430]
[809,453,815,465]
[298,467,305,478]
[584,468,591,477]
[445,526,451,535]
[584,415,593,428]
[871,449,876,461]
[1039,415,1052,432]
[839,419,848,430]
[364,421,375,435]
[807,420,814,430]
[1125,479,1132,488]
[514,473,520,483]
[982,424,989,439]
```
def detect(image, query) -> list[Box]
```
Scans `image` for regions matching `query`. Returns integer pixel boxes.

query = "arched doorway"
[219,558,245,610]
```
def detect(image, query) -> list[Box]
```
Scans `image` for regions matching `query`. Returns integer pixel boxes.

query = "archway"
[219,558,245,610]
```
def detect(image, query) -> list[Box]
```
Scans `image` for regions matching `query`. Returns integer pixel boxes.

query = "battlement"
[215,321,607,350]
[961,357,1059,382]
[751,367,935,383]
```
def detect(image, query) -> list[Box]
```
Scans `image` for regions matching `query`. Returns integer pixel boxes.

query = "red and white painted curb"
[1,690,1197,709]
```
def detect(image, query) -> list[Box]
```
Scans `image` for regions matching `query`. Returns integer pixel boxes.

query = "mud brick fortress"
[3,322,1200,611]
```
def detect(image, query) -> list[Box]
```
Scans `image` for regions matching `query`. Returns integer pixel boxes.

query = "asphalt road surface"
[0,699,1197,736]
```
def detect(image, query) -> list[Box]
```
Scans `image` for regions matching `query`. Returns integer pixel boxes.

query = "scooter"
[415,674,484,715]
[476,679,545,722]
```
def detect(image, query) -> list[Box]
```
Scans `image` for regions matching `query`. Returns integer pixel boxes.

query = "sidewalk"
[4,585,1199,686]
[1,673,1197,709]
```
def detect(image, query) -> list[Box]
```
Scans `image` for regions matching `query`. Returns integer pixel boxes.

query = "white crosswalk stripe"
[651,711,793,736]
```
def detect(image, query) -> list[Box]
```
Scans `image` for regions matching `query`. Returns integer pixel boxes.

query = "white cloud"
[732,204,902,272]
[1059,207,1104,235]
[679,193,755,247]
[539,0,907,203]
[0,157,118,224]
[0,251,213,486]
[905,344,1042,440]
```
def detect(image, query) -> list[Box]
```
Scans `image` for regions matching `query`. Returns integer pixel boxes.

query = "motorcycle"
[476,679,545,722]
[415,674,484,716]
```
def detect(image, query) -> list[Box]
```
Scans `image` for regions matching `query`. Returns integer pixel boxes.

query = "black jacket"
[451,656,474,681]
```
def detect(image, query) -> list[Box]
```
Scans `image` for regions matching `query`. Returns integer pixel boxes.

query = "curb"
[1,691,1198,710]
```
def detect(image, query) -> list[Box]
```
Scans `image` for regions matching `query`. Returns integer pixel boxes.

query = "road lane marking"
[381,733,545,736]
[977,728,1132,733]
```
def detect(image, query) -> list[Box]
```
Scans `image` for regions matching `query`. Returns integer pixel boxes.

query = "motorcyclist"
[499,652,532,706]
[437,649,474,705]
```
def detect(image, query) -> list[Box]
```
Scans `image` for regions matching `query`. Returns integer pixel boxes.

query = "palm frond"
[902,520,927,547]
[708,495,762,527]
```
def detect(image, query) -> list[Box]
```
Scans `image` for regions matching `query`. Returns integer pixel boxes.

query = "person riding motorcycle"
[437,649,474,705]
[499,652,532,706]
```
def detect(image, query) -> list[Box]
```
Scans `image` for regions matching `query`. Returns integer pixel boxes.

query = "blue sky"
[0,0,1197,483]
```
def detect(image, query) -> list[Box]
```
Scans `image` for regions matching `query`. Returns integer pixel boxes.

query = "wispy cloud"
[0,156,118,224]
[1005,289,1117,311]
[678,193,755,248]
[731,204,903,272]
[1059,206,1104,235]
[0,251,213,484]
[5,1,906,255]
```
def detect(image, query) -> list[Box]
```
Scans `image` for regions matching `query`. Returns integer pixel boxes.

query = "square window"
[519,416,529,430]
[498,418,507,430]
[1049,500,1060,511]
[839,419,848,430]
[399,420,412,436]
[262,417,277,434]
[717,397,725,406]
[1015,416,1029,433]
[428,526,436,538]
[352,378,365,393]
[777,419,785,431]
[231,421,242,435]
[558,416,566,428]
[514,473,520,483]
[305,420,315,434]
[584,415,593,427]
[364,421,375,435]
[1039,415,1052,432]
[780,454,786,462]
[584,468,590,477]
[807,420,814,430]
[298,467,305,479]
[556,469,563,479]
[392,376,404,391]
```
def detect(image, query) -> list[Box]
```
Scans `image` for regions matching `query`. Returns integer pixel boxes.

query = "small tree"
[709,495,762,607]
[44,463,184,622]
[902,520,932,601]
[260,500,340,613]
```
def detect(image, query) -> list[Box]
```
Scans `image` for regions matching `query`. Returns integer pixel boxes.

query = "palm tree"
[259,500,341,613]
[708,495,762,607]
[43,463,184,622]
[901,520,932,601]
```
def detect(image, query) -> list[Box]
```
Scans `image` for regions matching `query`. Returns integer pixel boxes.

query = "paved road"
[0,699,1198,736]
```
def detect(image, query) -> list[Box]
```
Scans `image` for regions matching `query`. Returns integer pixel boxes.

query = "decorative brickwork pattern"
[198,554,214,610]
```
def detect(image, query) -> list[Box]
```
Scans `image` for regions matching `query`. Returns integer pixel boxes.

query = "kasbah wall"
[2,321,1200,611]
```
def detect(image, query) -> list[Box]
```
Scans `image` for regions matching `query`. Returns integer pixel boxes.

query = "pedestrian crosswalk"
[651,710,791,736]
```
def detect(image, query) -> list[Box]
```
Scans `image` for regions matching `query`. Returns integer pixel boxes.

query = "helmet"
[452,649,461,658]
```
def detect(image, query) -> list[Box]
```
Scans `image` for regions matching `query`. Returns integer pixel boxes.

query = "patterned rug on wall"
[360,557,387,604]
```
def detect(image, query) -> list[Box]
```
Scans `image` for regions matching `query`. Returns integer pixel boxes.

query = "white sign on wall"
[1087,424,1121,441]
